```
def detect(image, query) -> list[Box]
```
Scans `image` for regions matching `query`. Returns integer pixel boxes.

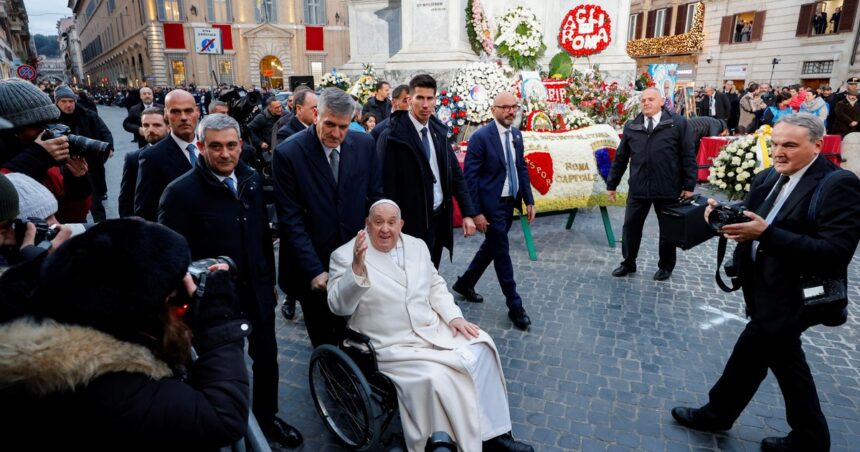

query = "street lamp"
[769,58,780,85]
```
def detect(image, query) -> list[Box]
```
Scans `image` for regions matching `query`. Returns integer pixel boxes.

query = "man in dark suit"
[122,87,162,148]
[272,87,383,348]
[672,113,860,451]
[272,88,317,148]
[159,114,303,448]
[455,92,536,331]
[698,85,732,121]
[371,84,410,142]
[118,107,168,217]
[607,87,696,281]
[134,89,200,221]
[378,74,477,269]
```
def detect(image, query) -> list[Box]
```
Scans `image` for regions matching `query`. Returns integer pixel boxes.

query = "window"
[84,1,96,24]
[802,60,834,74]
[305,0,325,25]
[208,0,232,22]
[797,1,852,37]
[158,0,184,22]
[719,11,766,44]
[108,0,116,14]
[256,0,277,23]
[310,59,323,85]
[628,14,638,40]
[171,59,186,86]
[684,3,697,33]
[218,58,234,85]
[654,9,667,37]
[139,0,146,24]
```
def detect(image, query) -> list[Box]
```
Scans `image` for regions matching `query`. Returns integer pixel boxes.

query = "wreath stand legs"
[513,206,617,263]
[564,208,616,248]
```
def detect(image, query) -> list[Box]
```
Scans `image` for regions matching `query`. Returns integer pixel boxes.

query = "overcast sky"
[25,0,74,36]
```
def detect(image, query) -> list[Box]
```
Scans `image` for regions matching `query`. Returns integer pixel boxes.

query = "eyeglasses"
[493,104,520,111]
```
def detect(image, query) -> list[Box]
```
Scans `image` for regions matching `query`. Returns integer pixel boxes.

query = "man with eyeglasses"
[377,74,477,269]
[454,92,536,331]
[272,86,318,149]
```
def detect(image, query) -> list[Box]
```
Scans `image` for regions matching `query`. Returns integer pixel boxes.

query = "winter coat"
[738,93,764,131]
[362,96,392,123]
[830,98,860,136]
[247,109,280,150]
[607,108,697,199]
[58,107,114,194]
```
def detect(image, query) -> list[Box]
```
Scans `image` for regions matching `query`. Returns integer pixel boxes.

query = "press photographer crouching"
[671,113,860,451]
[0,219,252,450]
[0,79,94,223]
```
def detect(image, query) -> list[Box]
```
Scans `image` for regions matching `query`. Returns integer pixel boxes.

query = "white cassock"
[328,233,511,452]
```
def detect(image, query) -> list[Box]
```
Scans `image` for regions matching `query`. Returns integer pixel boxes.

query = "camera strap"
[715,236,741,292]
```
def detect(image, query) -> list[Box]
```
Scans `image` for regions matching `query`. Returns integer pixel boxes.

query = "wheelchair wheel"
[309,344,382,451]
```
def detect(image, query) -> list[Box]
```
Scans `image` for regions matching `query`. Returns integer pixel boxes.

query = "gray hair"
[197,113,241,142]
[208,99,229,112]
[317,88,354,118]
[641,86,664,99]
[775,113,826,142]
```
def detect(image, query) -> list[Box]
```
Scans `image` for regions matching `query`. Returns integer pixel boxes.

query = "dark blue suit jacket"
[118,148,142,218]
[464,122,534,216]
[272,126,383,294]
[135,136,192,221]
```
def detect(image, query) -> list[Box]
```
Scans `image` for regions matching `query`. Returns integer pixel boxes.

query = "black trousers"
[620,197,676,271]
[703,321,830,449]
[297,289,346,349]
[426,209,446,269]
[240,285,279,426]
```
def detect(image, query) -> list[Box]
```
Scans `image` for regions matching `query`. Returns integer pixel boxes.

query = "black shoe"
[761,436,804,452]
[452,278,483,303]
[280,296,296,321]
[612,264,636,277]
[653,269,672,281]
[483,432,534,452]
[263,417,303,448]
[671,407,732,432]
[508,309,531,330]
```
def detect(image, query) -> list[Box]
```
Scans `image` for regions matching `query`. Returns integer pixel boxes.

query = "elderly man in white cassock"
[328,199,533,452]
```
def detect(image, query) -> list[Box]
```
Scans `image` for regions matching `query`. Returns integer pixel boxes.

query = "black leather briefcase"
[660,194,717,250]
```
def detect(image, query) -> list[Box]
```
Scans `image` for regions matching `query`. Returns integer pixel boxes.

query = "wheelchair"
[308,329,400,451]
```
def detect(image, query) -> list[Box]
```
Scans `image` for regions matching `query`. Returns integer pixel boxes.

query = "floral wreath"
[558,4,612,57]
[318,68,351,91]
[465,0,494,56]
[708,125,772,200]
[450,62,511,123]
[348,63,377,105]
[435,90,467,137]
[495,6,547,71]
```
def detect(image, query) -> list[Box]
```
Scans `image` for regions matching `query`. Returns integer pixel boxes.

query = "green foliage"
[34,35,59,57]
[465,0,482,55]
[548,52,572,79]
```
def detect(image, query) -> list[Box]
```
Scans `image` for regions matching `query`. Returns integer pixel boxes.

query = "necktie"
[757,174,790,220]
[329,148,340,183]
[186,144,197,166]
[646,117,653,133]
[710,96,716,116]
[224,177,237,196]
[504,130,518,197]
[420,127,431,161]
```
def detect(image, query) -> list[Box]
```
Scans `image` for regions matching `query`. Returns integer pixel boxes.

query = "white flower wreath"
[449,62,511,123]
[495,6,547,71]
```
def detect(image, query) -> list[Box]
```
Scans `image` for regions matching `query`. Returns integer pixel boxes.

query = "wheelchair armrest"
[345,328,372,346]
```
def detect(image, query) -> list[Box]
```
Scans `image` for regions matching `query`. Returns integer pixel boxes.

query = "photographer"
[0,80,92,224]
[54,85,114,222]
[247,97,282,155]
[0,219,252,449]
[671,114,860,451]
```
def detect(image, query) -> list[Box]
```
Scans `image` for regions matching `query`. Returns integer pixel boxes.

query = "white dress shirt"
[752,158,816,256]
[494,120,517,197]
[170,132,198,163]
[644,110,662,130]
[409,112,443,210]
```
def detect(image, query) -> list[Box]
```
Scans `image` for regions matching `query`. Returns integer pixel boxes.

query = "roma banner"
[522,124,628,212]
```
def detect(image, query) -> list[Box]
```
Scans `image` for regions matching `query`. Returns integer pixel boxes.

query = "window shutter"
[839,0,858,32]
[646,10,657,38]
[157,0,166,21]
[796,3,815,36]
[227,0,233,22]
[206,0,214,21]
[718,15,733,44]
[635,13,643,39]
[675,4,688,35]
[751,11,766,41]
[178,0,186,21]
[663,8,672,36]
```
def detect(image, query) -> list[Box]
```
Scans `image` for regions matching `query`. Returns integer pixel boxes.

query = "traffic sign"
[195,28,223,54]
[16,64,36,81]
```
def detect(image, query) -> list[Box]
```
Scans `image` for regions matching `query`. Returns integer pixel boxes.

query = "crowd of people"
[1,70,859,452]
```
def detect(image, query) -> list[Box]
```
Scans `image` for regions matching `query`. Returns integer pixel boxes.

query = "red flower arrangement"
[435,90,467,137]
[558,4,612,57]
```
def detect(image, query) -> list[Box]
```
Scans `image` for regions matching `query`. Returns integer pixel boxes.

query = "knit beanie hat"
[0,173,20,222]
[35,219,192,345]
[53,85,76,101]
[0,79,60,127]
[5,173,58,220]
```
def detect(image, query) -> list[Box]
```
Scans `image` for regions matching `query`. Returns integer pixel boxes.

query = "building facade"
[58,17,85,86]
[0,0,38,79]
[628,0,860,90]
[71,0,350,89]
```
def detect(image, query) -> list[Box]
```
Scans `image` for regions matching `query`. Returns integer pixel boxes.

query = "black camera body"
[42,123,112,159]
[217,86,263,126]
[188,255,237,286]
[707,202,750,231]
[13,217,58,245]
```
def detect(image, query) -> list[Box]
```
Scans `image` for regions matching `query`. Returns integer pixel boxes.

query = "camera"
[12,217,92,247]
[42,123,113,159]
[707,202,750,231]
[187,255,237,285]
[217,86,263,125]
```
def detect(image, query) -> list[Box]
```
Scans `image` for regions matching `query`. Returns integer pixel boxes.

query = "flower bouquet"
[634,72,654,91]
[495,6,547,71]
[348,64,378,104]
[318,69,351,91]
[449,62,511,123]
[708,125,773,200]
[435,90,468,138]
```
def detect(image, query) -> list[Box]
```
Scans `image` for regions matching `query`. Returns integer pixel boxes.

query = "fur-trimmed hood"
[0,317,172,395]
